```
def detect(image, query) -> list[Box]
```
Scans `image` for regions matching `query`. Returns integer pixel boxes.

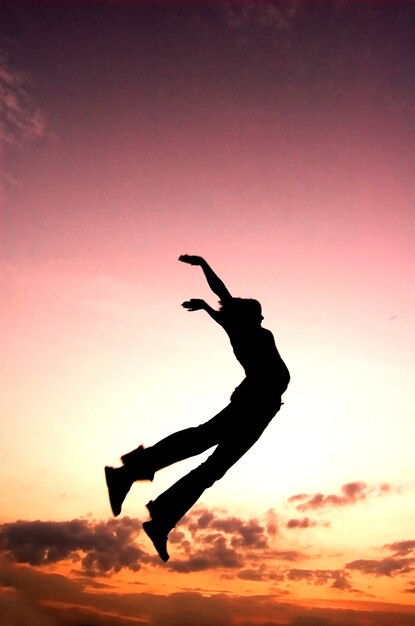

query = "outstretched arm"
[179,255,232,303]
[181,299,223,324]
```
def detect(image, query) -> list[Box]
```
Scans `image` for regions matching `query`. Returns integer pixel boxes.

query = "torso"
[224,324,290,396]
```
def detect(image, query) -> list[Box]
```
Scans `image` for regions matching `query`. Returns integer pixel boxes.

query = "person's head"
[219,298,264,326]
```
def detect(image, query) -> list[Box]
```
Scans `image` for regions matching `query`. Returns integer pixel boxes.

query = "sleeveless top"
[223,323,290,402]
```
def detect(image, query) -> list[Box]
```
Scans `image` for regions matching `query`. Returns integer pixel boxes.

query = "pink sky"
[1,1,415,625]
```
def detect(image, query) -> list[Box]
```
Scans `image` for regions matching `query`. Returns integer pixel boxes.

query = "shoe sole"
[105,466,122,517]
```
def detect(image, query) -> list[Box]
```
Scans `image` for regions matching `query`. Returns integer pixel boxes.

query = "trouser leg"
[147,415,272,533]
[140,405,235,474]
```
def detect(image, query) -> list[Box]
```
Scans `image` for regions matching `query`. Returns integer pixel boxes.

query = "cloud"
[186,509,269,549]
[179,507,271,556]
[385,540,415,557]
[224,0,300,34]
[286,517,317,529]
[2,506,412,605]
[159,507,307,577]
[0,508,288,579]
[346,539,415,578]
[346,557,414,577]
[0,51,45,147]
[0,587,57,626]
[287,482,391,512]
[237,564,268,581]
[287,568,353,591]
[168,534,242,573]
[271,550,305,562]
[0,508,329,589]
[4,556,415,626]
[0,517,148,576]
[405,581,415,594]
[265,508,279,537]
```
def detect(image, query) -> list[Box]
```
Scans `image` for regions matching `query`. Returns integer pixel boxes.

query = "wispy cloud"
[0,50,45,147]
[224,0,300,34]
[287,482,392,512]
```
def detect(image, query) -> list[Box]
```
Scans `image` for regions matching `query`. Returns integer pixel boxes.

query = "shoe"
[121,444,144,465]
[142,520,169,562]
[120,445,155,481]
[104,466,132,517]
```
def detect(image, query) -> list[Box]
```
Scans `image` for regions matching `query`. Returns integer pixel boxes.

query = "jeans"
[144,397,281,532]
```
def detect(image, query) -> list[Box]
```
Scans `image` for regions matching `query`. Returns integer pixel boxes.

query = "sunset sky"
[1,1,415,625]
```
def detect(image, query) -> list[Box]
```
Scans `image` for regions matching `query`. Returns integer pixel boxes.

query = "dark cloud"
[182,508,270,549]
[237,565,267,581]
[2,506,412,603]
[229,519,268,550]
[168,534,242,573]
[206,515,268,549]
[287,482,391,512]
[287,568,314,581]
[346,557,414,577]
[0,517,147,576]
[4,557,415,626]
[346,540,415,578]
[287,568,352,591]
[385,540,415,557]
[195,510,215,529]
[0,508,278,577]
[236,564,285,583]
[286,517,317,529]
[272,550,304,562]
[161,507,304,575]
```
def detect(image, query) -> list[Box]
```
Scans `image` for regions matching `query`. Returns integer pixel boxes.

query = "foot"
[120,445,155,481]
[104,466,132,516]
[142,520,169,562]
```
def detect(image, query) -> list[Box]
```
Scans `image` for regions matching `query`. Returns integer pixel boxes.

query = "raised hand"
[178,254,205,266]
[179,255,232,303]
[181,299,206,312]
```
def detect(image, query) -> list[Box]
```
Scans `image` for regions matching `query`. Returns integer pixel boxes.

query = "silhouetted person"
[105,255,290,561]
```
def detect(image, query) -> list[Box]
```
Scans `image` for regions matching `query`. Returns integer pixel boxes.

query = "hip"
[230,378,283,416]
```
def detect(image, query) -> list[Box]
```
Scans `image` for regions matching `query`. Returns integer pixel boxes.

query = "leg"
[123,404,236,475]
[144,412,273,560]
[105,404,237,517]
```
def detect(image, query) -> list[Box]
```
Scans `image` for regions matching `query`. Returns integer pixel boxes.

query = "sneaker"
[142,520,169,562]
[120,445,155,481]
[104,466,132,517]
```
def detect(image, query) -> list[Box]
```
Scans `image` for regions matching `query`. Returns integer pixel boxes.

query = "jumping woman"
[105,255,290,561]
